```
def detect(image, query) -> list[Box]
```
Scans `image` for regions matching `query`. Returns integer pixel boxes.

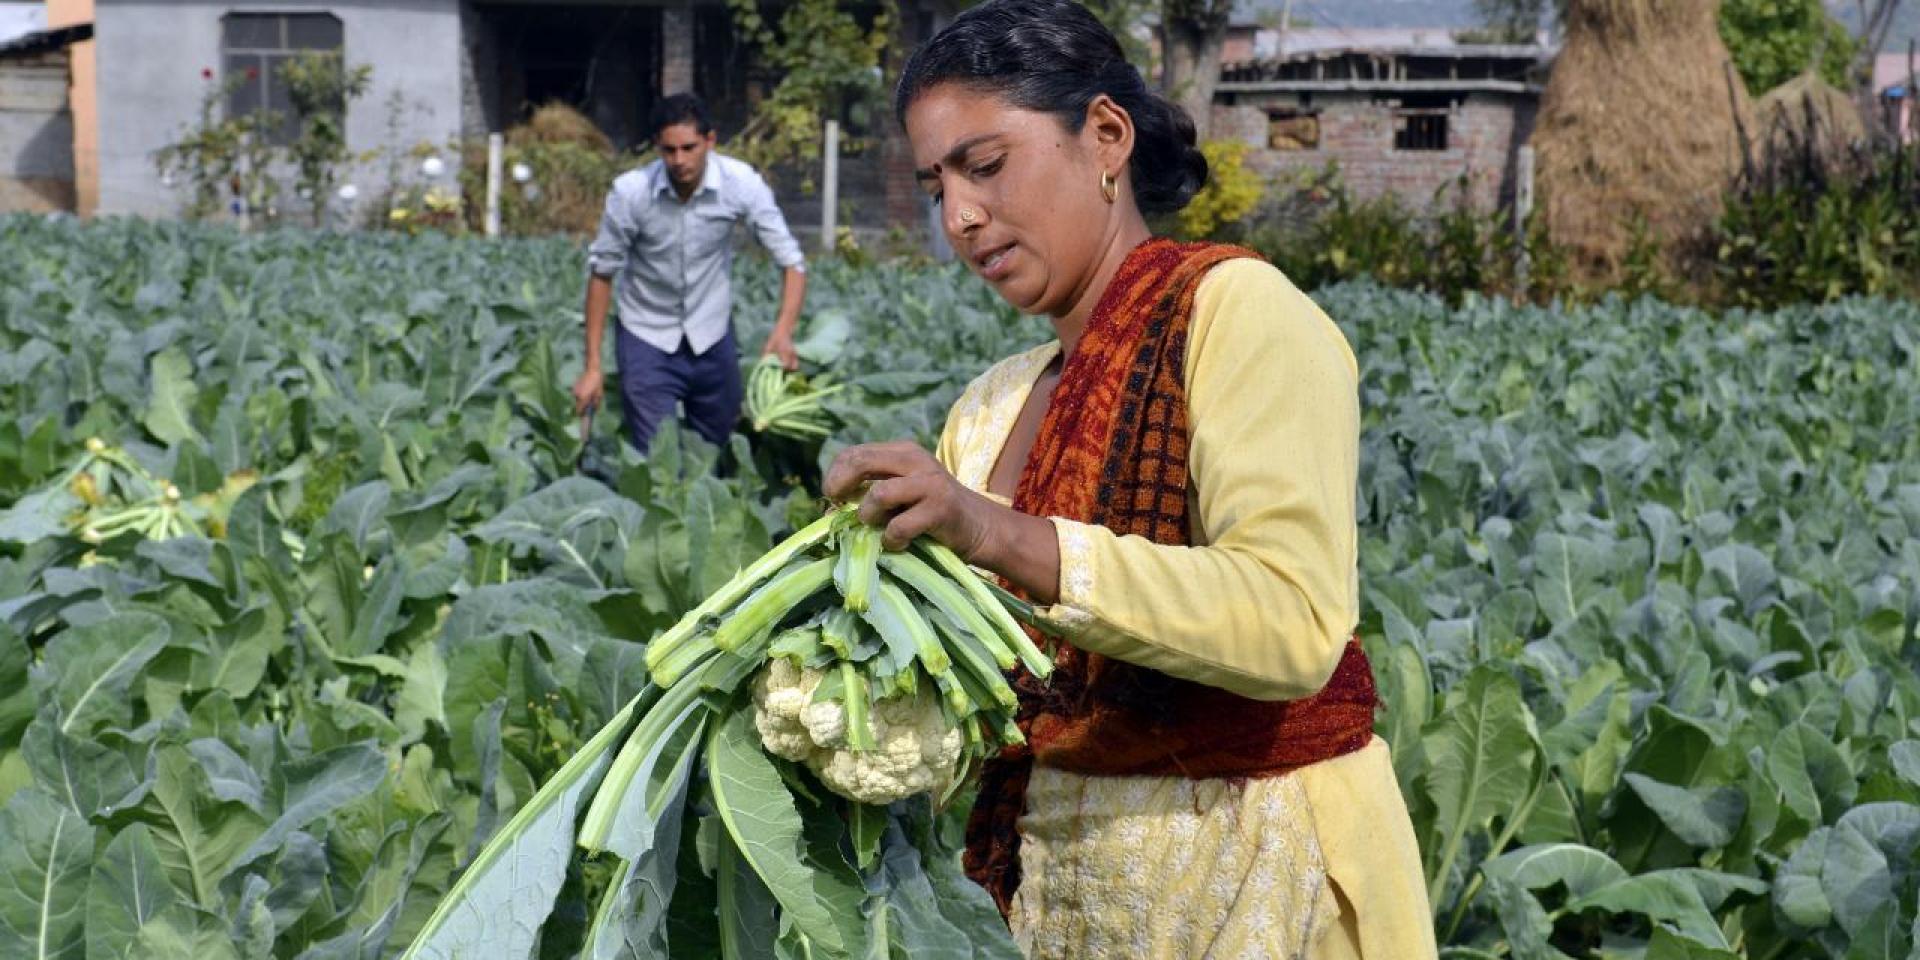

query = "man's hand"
[572,366,605,417]
[762,328,799,371]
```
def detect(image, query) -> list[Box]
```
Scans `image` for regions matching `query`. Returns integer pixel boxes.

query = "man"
[573,93,807,453]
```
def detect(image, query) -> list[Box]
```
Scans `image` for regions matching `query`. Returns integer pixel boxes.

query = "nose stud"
[958,208,978,224]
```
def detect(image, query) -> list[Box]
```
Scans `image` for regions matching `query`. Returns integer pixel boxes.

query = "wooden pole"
[1515,144,1535,290]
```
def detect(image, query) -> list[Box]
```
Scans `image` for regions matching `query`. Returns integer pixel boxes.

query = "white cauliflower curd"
[751,658,965,805]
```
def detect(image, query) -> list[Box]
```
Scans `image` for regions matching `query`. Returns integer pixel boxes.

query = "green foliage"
[1713,147,1920,306]
[1326,275,1920,956]
[154,57,370,227]
[724,0,894,178]
[1719,0,1859,95]
[455,137,640,237]
[280,51,374,228]
[152,73,279,223]
[1230,166,1565,305]
[4,216,1920,957]
[1175,140,1264,239]
[1224,159,1920,310]
[1079,0,1156,65]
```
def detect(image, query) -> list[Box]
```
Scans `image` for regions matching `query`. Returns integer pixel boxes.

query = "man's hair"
[650,93,714,138]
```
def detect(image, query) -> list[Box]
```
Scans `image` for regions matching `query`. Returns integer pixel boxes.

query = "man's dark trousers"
[614,322,743,453]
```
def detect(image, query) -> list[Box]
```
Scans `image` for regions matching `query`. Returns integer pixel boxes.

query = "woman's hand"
[824,441,995,554]
[824,441,1061,602]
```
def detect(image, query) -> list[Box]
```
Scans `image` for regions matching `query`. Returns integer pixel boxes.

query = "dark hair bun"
[895,0,1210,214]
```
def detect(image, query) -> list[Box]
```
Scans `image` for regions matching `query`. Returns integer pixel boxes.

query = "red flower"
[201,67,213,79]
[246,67,259,81]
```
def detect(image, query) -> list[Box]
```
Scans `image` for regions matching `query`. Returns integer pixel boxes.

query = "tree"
[1850,0,1909,82]
[725,0,894,177]
[1719,0,1859,93]
[1466,0,1554,43]
[1084,0,1156,68]
[281,51,373,227]
[1161,0,1235,140]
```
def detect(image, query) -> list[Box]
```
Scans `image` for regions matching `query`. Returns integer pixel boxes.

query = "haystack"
[1532,0,1755,282]
[512,102,615,153]
[461,102,627,235]
[1755,70,1866,167]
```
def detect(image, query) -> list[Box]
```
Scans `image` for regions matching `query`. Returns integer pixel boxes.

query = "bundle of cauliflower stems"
[747,354,843,440]
[402,503,1054,960]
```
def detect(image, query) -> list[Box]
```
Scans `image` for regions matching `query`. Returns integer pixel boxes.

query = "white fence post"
[821,119,840,253]
[485,132,504,238]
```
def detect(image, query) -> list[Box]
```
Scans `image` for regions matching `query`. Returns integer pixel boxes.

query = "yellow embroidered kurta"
[935,259,1436,960]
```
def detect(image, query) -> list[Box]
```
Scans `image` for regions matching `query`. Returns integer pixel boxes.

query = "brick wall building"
[1212,43,1550,212]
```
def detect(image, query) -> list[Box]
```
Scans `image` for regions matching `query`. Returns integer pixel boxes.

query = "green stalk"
[869,581,970,715]
[912,540,1053,678]
[879,552,1017,670]
[835,523,882,612]
[650,632,721,690]
[1441,759,1552,943]
[579,633,770,855]
[926,608,1019,711]
[712,558,835,654]
[840,661,875,752]
[820,608,859,660]
[577,683,703,852]
[580,852,635,952]
[399,693,645,960]
[868,581,949,675]
[645,510,839,679]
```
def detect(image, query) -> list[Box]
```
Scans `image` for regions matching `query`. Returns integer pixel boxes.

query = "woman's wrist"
[968,501,1062,604]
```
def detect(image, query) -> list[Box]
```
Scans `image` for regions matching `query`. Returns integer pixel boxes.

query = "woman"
[823,1,1435,956]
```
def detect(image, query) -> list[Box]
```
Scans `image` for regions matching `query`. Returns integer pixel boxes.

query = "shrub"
[1176,140,1264,239]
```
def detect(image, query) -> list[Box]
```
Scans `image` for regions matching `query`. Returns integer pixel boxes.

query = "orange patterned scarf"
[963,237,1379,915]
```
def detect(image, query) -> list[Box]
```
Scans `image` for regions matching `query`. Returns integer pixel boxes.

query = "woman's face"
[904,84,1125,317]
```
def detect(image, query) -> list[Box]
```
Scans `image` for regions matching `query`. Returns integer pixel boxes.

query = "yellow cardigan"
[936,258,1436,959]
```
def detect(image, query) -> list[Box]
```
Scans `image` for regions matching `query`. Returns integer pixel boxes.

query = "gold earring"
[1100,171,1117,204]
[958,207,978,224]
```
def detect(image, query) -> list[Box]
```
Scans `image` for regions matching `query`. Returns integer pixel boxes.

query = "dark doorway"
[472,5,664,150]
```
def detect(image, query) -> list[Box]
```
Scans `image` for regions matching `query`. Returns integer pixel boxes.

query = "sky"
[1241,0,1917,48]
[1241,0,1481,28]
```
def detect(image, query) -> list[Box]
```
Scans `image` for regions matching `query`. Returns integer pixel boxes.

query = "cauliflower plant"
[751,658,965,805]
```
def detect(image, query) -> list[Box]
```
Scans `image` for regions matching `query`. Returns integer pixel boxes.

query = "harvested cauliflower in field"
[752,658,966,805]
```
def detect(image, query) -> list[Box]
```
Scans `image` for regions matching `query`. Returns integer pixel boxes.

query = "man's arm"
[576,184,633,414]
[574,273,614,415]
[741,170,807,370]
[767,266,807,370]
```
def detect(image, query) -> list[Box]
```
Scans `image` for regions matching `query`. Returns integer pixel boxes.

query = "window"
[223,13,343,144]
[1267,108,1321,151]
[1394,111,1449,151]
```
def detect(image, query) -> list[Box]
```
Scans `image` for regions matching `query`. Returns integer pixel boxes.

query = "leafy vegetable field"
[1,215,1916,959]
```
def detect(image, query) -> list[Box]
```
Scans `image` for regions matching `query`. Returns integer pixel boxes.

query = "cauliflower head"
[750,658,965,805]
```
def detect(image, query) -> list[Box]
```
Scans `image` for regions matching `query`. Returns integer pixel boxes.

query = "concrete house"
[65,0,929,232]
[1211,28,1552,212]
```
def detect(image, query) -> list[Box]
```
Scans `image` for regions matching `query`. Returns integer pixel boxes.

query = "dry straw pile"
[1754,70,1867,168]
[1533,0,1755,281]
[461,102,635,236]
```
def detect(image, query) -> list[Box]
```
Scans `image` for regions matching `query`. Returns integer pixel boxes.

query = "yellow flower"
[389,207,411,222]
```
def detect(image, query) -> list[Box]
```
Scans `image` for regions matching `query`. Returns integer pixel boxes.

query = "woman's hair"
[894,0,1209,215]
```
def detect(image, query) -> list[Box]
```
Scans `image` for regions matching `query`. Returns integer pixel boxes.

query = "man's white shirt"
[587,153,806,354]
